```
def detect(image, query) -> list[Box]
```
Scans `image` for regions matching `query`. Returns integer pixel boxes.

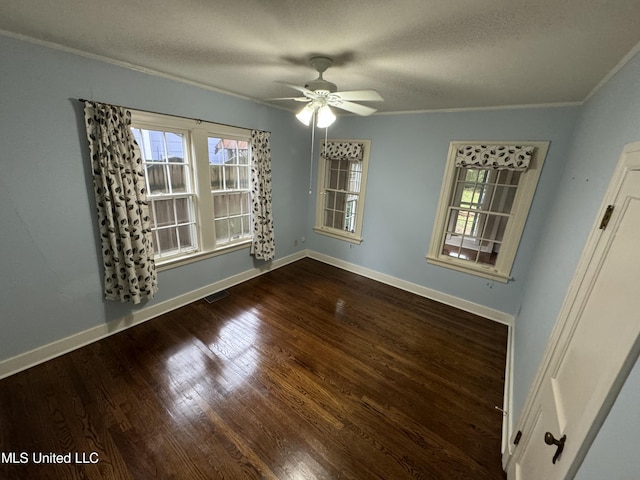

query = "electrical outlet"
[294,239,298,247]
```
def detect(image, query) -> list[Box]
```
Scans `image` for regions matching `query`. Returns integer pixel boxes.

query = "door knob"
[544,432,566,464]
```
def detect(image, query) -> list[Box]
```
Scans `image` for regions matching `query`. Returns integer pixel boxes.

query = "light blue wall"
[0,35,309,361]
[307,107,579,314]
[511,50,640,475]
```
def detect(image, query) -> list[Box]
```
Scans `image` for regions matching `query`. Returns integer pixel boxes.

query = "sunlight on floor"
[164,310,261,402]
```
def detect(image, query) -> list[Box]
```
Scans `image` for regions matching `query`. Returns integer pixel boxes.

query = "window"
[132,127,197,259]
[427,141,549,282]
[314,139,371,244]
[130,111,252,267]
[208,138,251,246]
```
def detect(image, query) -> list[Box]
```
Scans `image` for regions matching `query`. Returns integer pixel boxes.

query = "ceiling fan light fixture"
[296,103,315,126]
[316,105,336,128]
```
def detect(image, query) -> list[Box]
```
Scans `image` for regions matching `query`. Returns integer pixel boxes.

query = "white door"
[510,144,640,480]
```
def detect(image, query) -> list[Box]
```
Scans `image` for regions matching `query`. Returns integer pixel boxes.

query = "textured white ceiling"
[2,0,640,113]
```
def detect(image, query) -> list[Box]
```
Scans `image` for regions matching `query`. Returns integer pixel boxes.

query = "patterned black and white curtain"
[84,101,158,304]
[455,145,534,170]
[321,140,365,161]
[250,130,275,260]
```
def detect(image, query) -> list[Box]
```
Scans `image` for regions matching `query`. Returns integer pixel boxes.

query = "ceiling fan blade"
[333,90,384,102]
[276,81,318,99]
[268,96,311,102]
[330,100,378,116]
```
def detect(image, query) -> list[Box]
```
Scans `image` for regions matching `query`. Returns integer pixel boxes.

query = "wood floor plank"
[0,258,507,479]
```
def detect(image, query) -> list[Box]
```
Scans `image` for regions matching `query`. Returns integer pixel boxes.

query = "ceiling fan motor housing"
[305,56,338,93]
[304,79,337,93]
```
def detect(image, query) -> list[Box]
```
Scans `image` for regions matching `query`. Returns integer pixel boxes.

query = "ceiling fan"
[273,56,384,127]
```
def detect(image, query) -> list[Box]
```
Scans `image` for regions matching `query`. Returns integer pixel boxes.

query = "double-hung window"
[132,126,197,259]
[314,139,371,244]
[130,110,252,267]
[427,141,549,282]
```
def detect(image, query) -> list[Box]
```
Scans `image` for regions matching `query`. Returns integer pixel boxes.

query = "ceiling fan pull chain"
[308,112,316,195]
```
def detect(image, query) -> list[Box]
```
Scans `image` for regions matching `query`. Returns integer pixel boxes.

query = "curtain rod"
[78,98,269,134]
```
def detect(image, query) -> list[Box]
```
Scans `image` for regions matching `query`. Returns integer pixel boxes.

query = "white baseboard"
[308,251,515,326]
[502,321,515,465]
[0,250,307,380]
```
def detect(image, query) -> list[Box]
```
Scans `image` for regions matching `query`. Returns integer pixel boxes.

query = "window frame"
[313,139,371,244]
[130,110,253,270]
[426,140,549,282]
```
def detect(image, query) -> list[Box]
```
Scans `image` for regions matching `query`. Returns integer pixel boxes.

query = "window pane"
[210,165,222,190]
[131,128,143,151]
[215,219,229,243]
[334,192,346,213]
[348,163,362,191]
[175,197,190,224]
[157,227,178,254]
[154,199,175,227]
[497,169,521,185]
[229,217,242,239]
[178,225,194,249]
[345,198,357,232]
[464,169,480,182]
[225,166,238,190]
[481,214,509,243]
[448,209,467,235]
[169,165,187,193]
[148,130,167,161]
[490,186,518,213]
[242,214,251,236]
[324,210,334,228]
[241,192,250,214]
[229,193,242,216]
[148,201,155,225]
[454,183,477,208]
[213,194,228,219]
[238,144,249,164]
[326,191,336,208]
[147,165,168,194]
[328,164,340,189]
[442,243,459,259]
[338,171,348,190]
[166,132,185,162]
[208,137,225,165]
[239,166,250,189]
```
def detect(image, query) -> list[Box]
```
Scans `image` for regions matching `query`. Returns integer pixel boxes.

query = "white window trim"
[426,140,549,282]
[313,138,371,244]
[130,110,252,269]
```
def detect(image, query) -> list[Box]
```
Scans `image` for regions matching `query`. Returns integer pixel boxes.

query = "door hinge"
[599,205,614,230]
[514,430,522,445]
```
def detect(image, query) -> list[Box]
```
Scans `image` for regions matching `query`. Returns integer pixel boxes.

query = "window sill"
[156,240,251,272]
[425,255,511,283]
[313,227,363,245]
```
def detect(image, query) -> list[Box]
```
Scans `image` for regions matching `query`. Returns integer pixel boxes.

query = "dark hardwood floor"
[0,258,508,479]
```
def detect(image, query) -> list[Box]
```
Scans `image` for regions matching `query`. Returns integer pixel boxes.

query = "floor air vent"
[203,290,229,304]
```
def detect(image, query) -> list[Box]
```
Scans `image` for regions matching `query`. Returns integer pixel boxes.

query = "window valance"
[455,145,534,170]
[321,141,365,161]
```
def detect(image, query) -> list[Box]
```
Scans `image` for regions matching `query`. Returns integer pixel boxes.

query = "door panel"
[512,152,640,479]
[516,383,562,479]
